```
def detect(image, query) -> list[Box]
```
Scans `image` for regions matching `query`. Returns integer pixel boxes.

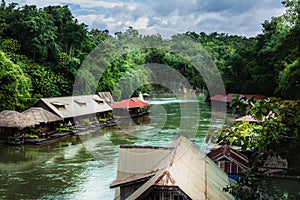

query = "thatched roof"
[22,107,63,123]
[0,110,38,129]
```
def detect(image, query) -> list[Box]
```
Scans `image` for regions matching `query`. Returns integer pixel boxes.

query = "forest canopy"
[0,0,299,111]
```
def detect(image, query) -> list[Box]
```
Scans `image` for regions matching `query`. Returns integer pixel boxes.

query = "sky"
[4,0,285,37]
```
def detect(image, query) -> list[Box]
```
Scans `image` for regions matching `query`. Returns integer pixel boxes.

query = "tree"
[4,5,59,62]
[0,51,32,111]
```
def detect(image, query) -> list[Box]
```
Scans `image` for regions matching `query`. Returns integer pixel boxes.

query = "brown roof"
[0,110,38,129]
[207,145,249,172]
[111,136,234,200]
[34,95,112,119]
[22,107,63,123]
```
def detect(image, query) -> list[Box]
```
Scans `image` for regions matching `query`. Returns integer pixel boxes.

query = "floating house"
[112,97,150,118]
[22,107,63,137]
[110,136,234,200]
[260,155,288,175]
[209,93,266,104]
[0,110,38,144]
[34,95,112,123]
[207,145,249,181]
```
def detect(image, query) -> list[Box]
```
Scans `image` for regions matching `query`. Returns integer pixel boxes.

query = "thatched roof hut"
[22,107,63,124]
[0,110,38,129]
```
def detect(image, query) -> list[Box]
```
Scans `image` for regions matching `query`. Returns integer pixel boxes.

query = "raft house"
[207,144,249,181]
[209,93,267,105]
[112,97,150,118]
[0,110,38,145]
[34,94,113,132]
[110,136,234,200]
[0,108,64,145]
[21,107,64,144]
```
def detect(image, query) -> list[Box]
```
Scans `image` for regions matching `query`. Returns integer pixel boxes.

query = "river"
[0,96,232,199]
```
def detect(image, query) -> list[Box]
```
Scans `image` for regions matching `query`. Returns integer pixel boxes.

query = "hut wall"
[120,181,147,200]
[217,161,243,174]
[144,187,188,200]
[0,127,19,140]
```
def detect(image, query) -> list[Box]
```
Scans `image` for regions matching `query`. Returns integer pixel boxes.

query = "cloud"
[5,0,285,37]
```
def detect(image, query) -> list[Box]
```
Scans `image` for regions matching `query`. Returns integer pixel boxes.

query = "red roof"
[235,115,261,123]
[244,94,267,101]
[112,98,150,109]
[209,95,225,101]
[209,94,267,103]
[221,93,245,103]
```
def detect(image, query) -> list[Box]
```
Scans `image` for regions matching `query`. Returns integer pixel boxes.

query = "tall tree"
[0,51,32,111]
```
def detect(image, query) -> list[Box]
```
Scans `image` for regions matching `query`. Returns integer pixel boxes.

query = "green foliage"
[219,121,262,151]
[220,98,300,154]
[223,173,258,200]
[220,98,300,199]
[277,59,300,99]
[24,133,38,139]
[0,51,32,111]
[1,0,300,112]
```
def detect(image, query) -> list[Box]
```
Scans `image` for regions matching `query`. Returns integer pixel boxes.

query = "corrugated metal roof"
[114,146,174,181]
[98,92,114,105]
[34,95,112,119]
[111,136,234,200]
